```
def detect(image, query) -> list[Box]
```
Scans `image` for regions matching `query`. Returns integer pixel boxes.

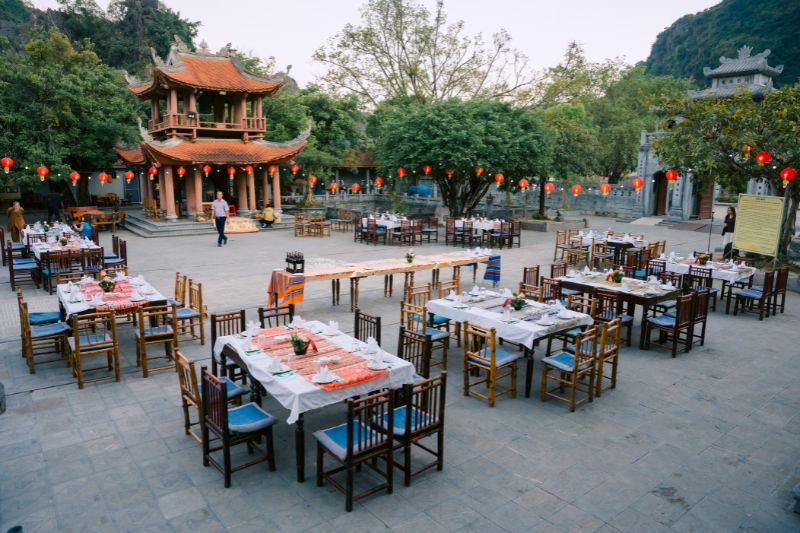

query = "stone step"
[124,212,292,238]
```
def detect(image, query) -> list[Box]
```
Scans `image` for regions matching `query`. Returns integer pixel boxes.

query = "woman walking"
[6,201,26,242]
[722,206,736,257]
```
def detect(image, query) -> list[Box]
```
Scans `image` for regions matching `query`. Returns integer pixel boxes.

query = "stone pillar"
[162,165,177,221]
[193,168,203,216]
[262,168,271,206]
[247,170,256,210]
[186,168,197,215]
[272,166,282,213]
[236,171,248,213]
[158,169,166,211]
[141,172,150,204]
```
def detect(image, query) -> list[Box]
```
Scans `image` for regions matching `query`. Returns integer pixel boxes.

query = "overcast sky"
[31,0,721,84]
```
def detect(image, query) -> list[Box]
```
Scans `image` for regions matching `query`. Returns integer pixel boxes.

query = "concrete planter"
[283,206,327,217]
[519,219,588,232]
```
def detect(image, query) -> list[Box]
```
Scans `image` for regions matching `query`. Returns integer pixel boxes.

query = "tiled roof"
[138,138,307,165]
[688,84,771,100]
[703,46,783,79]
[114,147,145,164]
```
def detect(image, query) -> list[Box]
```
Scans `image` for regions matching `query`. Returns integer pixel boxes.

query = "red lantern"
[374,177,384,188]
[245,165,253,175]
[98,172,109,186]
[544,182,555,195]
[308,175,317,185]
[148,166,158,179]
[518,178,529,190]
[756,151,771,165]
[1,156,13,174]
[599,183,611,196]
[494,173,504,184]
[475,166,485,176]
[202,164,211,177]
[176,166,186,178]
[329,181,338,191]
[352,183,361,193]
[632,177,644,191]
[445,169,454,178]
[780,167,797,187]
[291,164,300,175]
[69,171,80,187]
[227,166,236,180]
[37,166,49,181]
[665,169,678,182]
[267,165,276,174]
[570,184,582,197]
[124,170,135,183]
[396,167,406,178]
[422,165,431,176]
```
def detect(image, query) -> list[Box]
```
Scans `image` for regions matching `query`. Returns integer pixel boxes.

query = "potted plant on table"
[509,292,527,311]
[405,248,415,264]
[606,269,625,284]
[98,274,115,293]
[697,254,709,266]
[59,237,69,246]
[290,332,310,356]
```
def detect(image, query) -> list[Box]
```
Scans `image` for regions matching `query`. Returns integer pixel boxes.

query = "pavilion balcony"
[147,114,267,139]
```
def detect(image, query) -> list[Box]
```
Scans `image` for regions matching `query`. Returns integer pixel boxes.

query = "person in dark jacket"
[722,206,736,250]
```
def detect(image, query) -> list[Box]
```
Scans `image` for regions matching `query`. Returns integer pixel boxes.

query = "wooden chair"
[176,279,206,344]
[16,287,60,326]
[595,318,622,397]
[5,233,29,266]
[7,242,39,290]
[19,301,70,374]
[593,288,633,347]
[257,304,295,328]
[686,266,719,311]
[391,220,413,246]
[435,279,462,346]
[68,311,120,389]
[554,230,569,260]
[520,266,540,291]
[81,247,105,275]
[566,244,589,267]
[135,304,178,378]
[539,277,563,303]
[591,241,614,270]
[445,217,456,246]
[647,259,666,279]
[354,308,381,345]
[460,221,477,248]
[315,390,394,511]
[643,293,693,357]
[366,219,388,245]
[540,326,597,412]
[545,294,595,356]
[378,373,446,487]
[176,351,248,444]
[652,272,681,317]
[462,322,521,407]
[41,250,72,294]
[401,301,449,370]
[690,289,710,347]
[56,271,87,285]
[210,310,247,381]
[103,239,127,268]
[550,262,580,298]
[733,270,774,321]
[404,283,431,307]
[396,326,432,379]
[422,216,439,243]
[103,263,128,277]
[201,368,277,488]
[770,267,789,316]
[721,258,754,310]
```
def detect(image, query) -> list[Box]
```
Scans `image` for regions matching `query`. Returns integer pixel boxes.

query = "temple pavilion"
[116,37,308,220]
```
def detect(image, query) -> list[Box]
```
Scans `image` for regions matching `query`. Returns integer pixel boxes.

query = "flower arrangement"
[696,254,709,265]
[606,269,625,283]
[98,274,115,293]
[509,292,527,311]
[405,248,415,263]
[59,237,68,246]
[290,332,310,355]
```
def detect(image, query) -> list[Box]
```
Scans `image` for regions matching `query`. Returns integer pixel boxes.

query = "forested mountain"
[645,0,800,87]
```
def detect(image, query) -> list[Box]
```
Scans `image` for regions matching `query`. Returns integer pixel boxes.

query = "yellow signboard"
[733,194,785,257]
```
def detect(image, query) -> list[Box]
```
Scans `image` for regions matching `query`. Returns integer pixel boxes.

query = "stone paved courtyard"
[1,215,799,532]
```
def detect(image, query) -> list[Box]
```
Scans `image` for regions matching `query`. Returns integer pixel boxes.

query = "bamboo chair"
[170,272,188,307]
[462,322,520,407]
[56,271,87,285]
[595,318,622,397]
[210,309,248,382]
[135,304,178,378]
[435,279,462,346]
[81,247,105,275]
[69,311,120,389]
[539,277,563,303]
[593,288,633,347]
[41,250,72,294]
[770,267,789,315]
[545,294,595,356]
[7,242,39,290]
[16,287,60,326]
[591,242,614,270]
[687,266,719,311]
[354,308,382,345]
[396,326,432,379]
[176,279,206,344]
[550,262,580,298]
[19,301,70,374]
[401,301,449,370]
[540,326,598,412]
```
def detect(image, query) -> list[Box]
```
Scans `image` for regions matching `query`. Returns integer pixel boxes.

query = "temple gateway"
[116,37,309,220]
[636,45,783,220]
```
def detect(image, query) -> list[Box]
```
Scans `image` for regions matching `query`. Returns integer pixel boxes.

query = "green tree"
[373,98,553,216]
[0,30,140,201]
[314,0,537,106]
[652,87,800,255]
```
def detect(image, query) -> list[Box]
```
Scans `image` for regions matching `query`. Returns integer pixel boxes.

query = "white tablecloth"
[557,273,678,299]
[56,277,166,318]
[213,320,415,424]
[362,218,402,230]
[575,233,647,247]
[31,241,101,260]
[21,224,76,244]
[664,261,754,284]
[455,219,501,231]
[427,294,593,350]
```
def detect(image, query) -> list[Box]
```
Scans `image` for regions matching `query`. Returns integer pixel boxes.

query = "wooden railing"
[147,114,266,133]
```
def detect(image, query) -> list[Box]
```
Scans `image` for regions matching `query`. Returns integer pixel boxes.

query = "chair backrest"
[522,265,540,287]
[43,250,72,274]
[463,322,497,366]
[445,217,455,234]
[437,278,461,298]
[512,220,521,237]
[555,230,567,246]
[137,304,178,341]
[674,293,694,328]
[638,248,651,268]
[402,372,447,436]
[354,308,381,345]
[175,350,200,407]
[397,326,432,378]
[428,216,438,228]
[81,247,104,271]
[687,266,712,289]
[572,327,597,370]
[598,318,622,361]
[624,249,641,268]
[400,301,426,333]
[774,267,788,293]
[761,269,775,295]
[71,311,117,353]
[594,288,622,322]
[405,283,431,306]
[647,259,666,277]
[658,271,682,287]
[550,262,567,278]
[346,389,393,460]
[518,283,541,301]
[174,272,187,306]
[539,277,561,302]
[111,234,119,256]
[104,264,128,277]
[367,219,378,233]
[188,279,203,313]
[117,239,127,261]
[27,233,47,249]
[257,304,294,328]
[201,366,228,435]
[691,288,709,323]
[211,310,246,347]
[462,221,473,234]
[567,294,595,316]
[56,271,86,285]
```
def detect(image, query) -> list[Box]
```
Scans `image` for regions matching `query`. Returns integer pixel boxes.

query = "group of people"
[6,199,94,242]
[210,190,279,247]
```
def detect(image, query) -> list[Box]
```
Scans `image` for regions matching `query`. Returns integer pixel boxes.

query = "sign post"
[733,194,785,257]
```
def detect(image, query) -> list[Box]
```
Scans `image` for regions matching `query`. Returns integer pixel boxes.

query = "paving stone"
[158,486,207,520]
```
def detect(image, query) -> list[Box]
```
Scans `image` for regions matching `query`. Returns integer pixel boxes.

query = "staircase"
[124,211,293,238]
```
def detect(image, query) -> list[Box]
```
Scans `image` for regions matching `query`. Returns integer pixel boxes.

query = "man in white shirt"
[211,191,229,246]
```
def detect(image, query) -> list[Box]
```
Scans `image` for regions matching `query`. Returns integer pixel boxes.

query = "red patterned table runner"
[80,280,149,313]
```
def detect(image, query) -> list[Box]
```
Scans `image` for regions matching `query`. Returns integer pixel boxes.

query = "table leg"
[335,279,340,306]
[524,347,534,398]
[639,304,650,349]
[350,278,361,311]
[295,413,305,482]
[452,266,461,285]
[389,274,394,296]
[432,268,439,290]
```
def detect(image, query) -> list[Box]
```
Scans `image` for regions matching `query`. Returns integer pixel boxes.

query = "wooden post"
[247,169,256,211]
[185,168,197,215]
[236,170,248,213]
[158,168,166,212]
[272,166,282,213]
[163,165,177,221]
[262,167,271,206]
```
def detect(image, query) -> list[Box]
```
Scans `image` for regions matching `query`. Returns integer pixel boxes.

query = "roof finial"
[199,40,210,54]
[738,45,753,59]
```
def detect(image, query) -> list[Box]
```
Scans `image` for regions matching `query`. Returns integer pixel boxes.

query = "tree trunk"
[779,186,799,256]
[538,177,546,216]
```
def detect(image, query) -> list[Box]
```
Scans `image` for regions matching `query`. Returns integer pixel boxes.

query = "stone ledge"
[519,219,587,232]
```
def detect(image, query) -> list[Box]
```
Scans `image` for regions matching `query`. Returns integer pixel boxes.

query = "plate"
[129,297,145,302]
[537,320,555,326]
[368,361,387,370]
[312,375,336,384]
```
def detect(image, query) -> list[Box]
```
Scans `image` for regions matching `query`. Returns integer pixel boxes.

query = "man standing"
[47,189,62,222]
[211,191,229,247]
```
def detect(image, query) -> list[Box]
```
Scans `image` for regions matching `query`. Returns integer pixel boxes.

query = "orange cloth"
[267,270,305,307]
[80,280,148,313]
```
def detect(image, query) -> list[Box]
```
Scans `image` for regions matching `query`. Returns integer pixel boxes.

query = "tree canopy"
[372,98,553,216]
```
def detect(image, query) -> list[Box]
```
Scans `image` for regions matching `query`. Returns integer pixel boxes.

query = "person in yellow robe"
[6,201,26,242]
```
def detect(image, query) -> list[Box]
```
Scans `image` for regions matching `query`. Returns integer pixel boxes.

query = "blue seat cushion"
[199,376,249,399]
[14,261,38,271]
[655,299,676,309]
[31,322,71,338]
[29,311,62,325]
[41,267,70,276]
[176,308,200,319]
[104,258,125,265]
[424,327,450,342]
[135,325,173,338]
[11,242,25,250]
[598,311,633,324]
[412,373,426,383]
[738,288,763,299]
[634,269,647,278]
[430,314,450,325]
[557,326,583,339]
[422,228,437,233]
[104,253,118,260]
[68,333,113,350]
[542,351,592,372]
[561,288,580,296]
[468,346,521,367]
[372,406,438,437]
[647,315,675,328]
[227,403,277,433]
[314,421,388,461]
